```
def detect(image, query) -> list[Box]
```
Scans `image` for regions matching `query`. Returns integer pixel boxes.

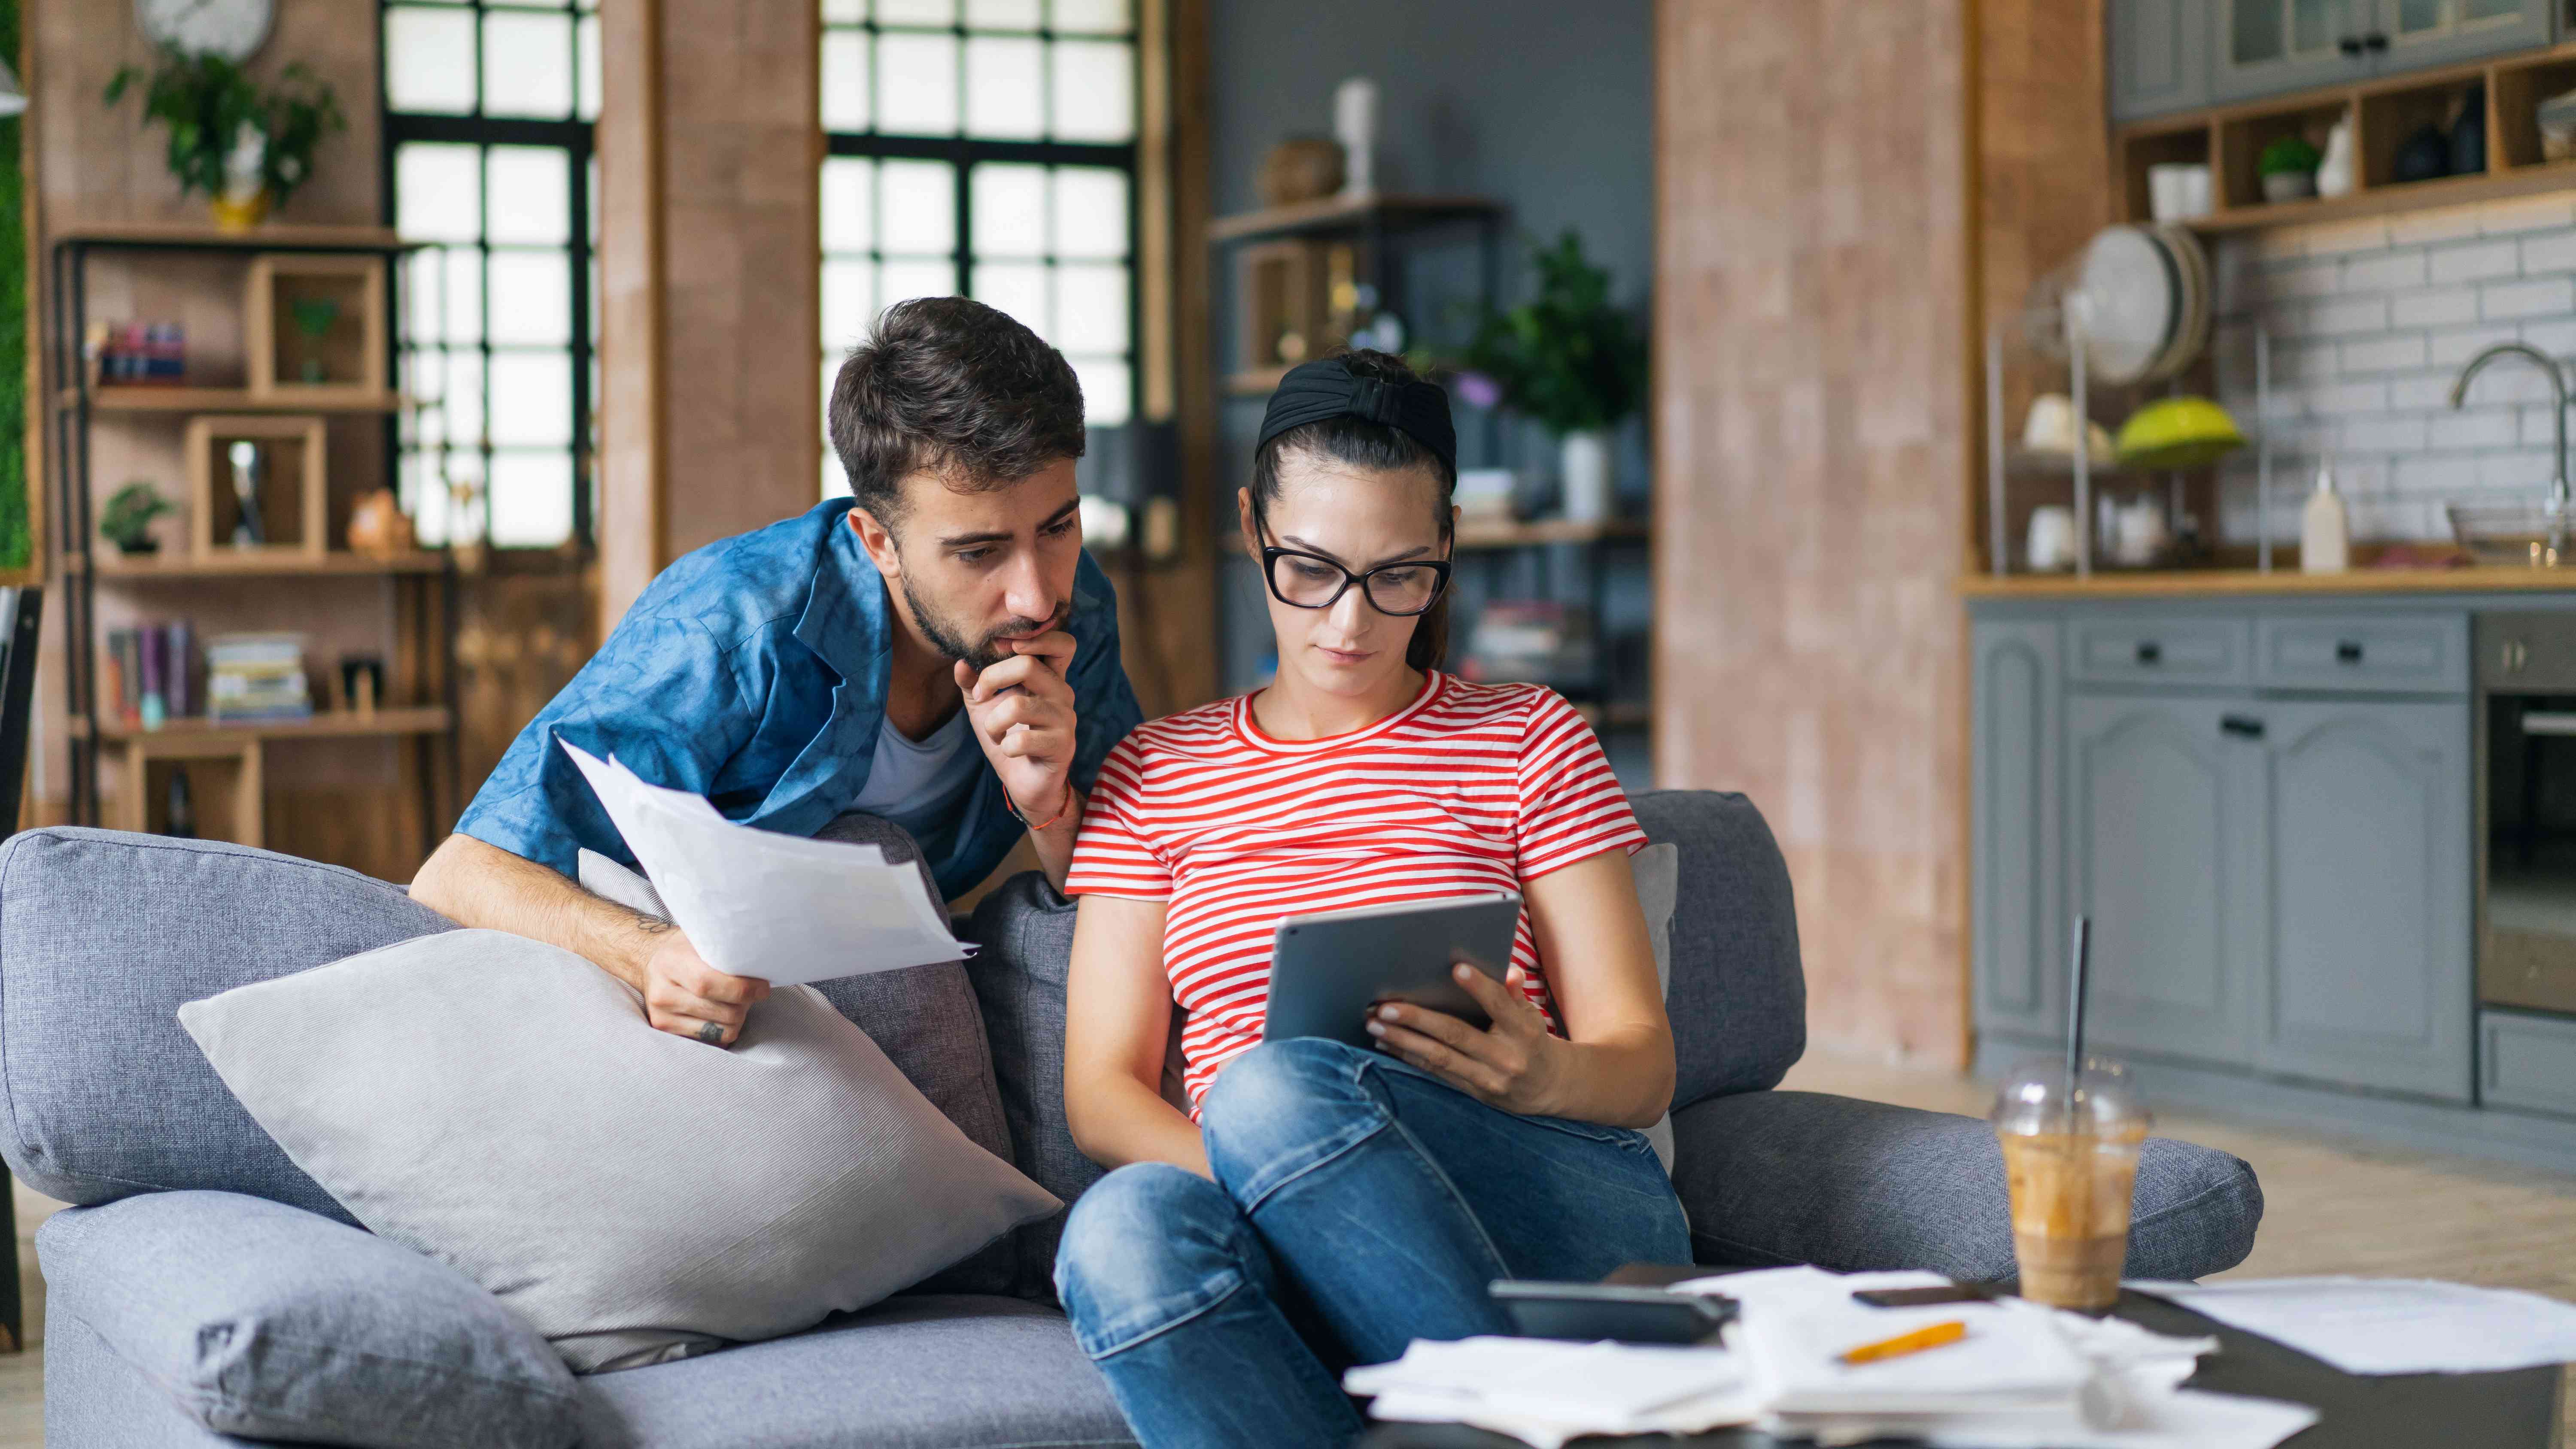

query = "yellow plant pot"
[208,189,272,233]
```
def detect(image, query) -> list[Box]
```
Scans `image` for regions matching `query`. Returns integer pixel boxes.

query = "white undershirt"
[850,705,980,837]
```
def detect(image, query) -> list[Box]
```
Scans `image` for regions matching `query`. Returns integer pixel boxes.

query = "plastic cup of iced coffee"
[1990,1058,2151,1313]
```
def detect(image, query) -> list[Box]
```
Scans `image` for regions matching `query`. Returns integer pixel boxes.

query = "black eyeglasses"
[1255,516,1453,617]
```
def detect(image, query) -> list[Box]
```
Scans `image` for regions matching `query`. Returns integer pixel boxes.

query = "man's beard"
[901,571,1067,672]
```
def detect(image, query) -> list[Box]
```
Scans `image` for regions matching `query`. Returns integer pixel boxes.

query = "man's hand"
[1366,963,1570,1117]
[637,927,772,1047]
[956,630,1079,828]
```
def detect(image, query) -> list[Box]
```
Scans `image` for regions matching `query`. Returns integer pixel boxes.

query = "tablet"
[1261,893,1523,1049]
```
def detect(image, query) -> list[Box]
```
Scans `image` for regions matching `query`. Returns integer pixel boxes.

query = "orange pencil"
[1838,1319,1968,1365]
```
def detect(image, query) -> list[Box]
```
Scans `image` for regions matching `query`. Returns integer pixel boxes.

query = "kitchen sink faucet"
[2452,343,2572,532]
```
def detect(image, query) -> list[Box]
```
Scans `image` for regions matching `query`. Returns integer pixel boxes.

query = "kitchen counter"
[1959,566,2576,600]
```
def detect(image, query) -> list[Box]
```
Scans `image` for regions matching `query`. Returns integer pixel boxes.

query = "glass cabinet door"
[2215,0,2376,100]
[2378,0,2553,75]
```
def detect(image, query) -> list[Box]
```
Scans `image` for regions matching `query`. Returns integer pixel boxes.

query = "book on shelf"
[100,621,204,729]
[207,632,312,721]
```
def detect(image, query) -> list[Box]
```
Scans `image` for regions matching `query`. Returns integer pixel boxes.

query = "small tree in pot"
[100,482,175,556]
[1457,231,1646,523]
[105,52,344,231]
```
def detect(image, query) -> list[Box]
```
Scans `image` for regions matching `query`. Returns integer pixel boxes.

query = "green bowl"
[2115,397,2246,471]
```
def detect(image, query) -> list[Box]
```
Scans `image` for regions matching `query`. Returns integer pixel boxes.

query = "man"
[410,297,1142,1048]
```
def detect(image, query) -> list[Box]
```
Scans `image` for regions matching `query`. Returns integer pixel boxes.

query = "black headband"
[1255,358,1458,475]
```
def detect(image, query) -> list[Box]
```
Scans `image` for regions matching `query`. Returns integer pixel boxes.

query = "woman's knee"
[1198,1038,1386,1187]
[1053,1163,1246,1331]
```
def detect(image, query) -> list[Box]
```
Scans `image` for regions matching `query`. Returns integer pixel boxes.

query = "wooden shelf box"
[2358,75,2486,191]
[2215,101,2348,209]
[185,415,329,560]
[1235,239,1334,376]
[246,253,388,406]
[104,734,264,848]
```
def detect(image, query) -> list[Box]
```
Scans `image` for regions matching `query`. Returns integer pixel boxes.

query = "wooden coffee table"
[1355,1266,2565,1449]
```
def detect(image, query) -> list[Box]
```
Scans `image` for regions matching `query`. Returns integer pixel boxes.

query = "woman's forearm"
[1067,1073,1212,1178]
[1538,1027,1677,1129]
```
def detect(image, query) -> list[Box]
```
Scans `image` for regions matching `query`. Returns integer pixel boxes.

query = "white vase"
[1559,430,1612,522]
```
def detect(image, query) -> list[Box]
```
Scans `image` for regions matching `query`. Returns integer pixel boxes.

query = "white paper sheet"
[1347,1337,1759,1447]
[2131,1276,2576,1376]
[560,740,973,984]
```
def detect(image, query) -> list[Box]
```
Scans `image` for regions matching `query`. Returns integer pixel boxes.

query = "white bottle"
[2302,459,2350,574]
[2318,116,2356,199]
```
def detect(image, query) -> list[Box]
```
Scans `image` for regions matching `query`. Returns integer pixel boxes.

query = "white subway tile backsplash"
[2429,239,2518,283]
[2208,195,2576,544]
[2484,276,2576,319]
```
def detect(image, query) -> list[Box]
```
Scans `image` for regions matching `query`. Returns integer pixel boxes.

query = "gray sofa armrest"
[1668,1090,2263,1283]
[38,1191,580,1449]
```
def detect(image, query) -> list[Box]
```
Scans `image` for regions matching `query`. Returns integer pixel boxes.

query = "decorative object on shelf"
[2302,457,2350,575]
[246,253,387,402]
[2111,494,2172,567]
[346,488,416,557]
[207,632,310,721]
[164,765,196,839]
[103,49,344,232]
[2113,395,2245,471]
[2026,506,2077,573]
[2451,82,2488,179]
[1333,77,1377,197]
[134,0,274,61]
[185,415,327,558]
[339,655,384,716]
[1258,137,1344,208]
[2539,88,2576,163]
[2317,115,2356,197]
[83,320,185,385]
[2256,135,2321,203]
[2394,120,2451,184]
[99,481,175,555]
[2022,394,2115,466]
[1460,230,1646,524]
[2146,161,2212,221]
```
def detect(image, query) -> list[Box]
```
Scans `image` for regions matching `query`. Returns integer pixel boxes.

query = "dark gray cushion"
[574,1295,1133,1449]
[1628,791,1806,1110]
[961,869,1100,1300]
[1668,1090,2264,1282]
[39,1190,581,1449]
[0,828,456,1224]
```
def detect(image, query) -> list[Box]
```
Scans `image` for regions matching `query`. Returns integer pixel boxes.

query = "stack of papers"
[2130,1277,2576,1376]
[1344,1337,1760,1449]
[562,740,973,985]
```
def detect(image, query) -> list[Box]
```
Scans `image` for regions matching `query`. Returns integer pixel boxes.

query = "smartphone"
[1488,1280,1738,1345]
[1851,1283,1998,1309]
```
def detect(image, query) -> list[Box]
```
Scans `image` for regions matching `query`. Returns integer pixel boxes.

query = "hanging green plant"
[103,51,344,221]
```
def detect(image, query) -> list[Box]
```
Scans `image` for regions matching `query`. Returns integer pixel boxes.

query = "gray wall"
[1206,0,1655,774]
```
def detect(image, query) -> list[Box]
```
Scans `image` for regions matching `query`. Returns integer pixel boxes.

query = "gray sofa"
[0,791,2262,1449]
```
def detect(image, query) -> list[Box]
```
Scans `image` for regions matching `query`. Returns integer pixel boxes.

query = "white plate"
[2144,224,2211,385]
[2076,225,2180,387]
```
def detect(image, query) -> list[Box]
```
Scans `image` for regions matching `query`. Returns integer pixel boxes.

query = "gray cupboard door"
[2066,693,2258,1067]
[1974,619,2063,1038]
[2370,0,2553,78]
[2249,699,2473,1101]
[2212,0,2377,102]
[2110,0,2213,121]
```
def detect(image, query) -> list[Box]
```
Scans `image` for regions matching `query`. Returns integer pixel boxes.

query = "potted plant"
[2259,134,2323,204]
[104,52,344,232]
[1457,231,1647,523]
[100,481,175,556]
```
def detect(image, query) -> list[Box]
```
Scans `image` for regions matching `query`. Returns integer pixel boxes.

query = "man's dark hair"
[828,297,1087,525]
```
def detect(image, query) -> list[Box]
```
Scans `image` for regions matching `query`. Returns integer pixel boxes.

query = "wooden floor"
[0,1055,2567,1443]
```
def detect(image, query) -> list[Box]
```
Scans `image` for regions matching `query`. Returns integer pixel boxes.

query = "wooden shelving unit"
[46,225,456,849]
[1206,191,1502,244]
[2118,40,2576,234]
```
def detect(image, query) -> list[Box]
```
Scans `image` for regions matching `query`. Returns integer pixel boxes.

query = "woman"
[1054,352,1686,1448]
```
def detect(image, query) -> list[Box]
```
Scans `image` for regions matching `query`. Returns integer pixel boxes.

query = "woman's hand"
[1366,962,1570,1117]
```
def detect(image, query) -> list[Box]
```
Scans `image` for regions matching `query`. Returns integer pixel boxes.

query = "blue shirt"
[455,499,1144,900]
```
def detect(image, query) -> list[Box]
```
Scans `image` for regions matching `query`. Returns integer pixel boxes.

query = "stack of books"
[207,633,313,722]
[103,621,197,730]
[1459,600,1597,688]
[83,320,187,385]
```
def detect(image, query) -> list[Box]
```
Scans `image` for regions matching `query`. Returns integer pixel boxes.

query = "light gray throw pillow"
[179,928,1060,1373]
[1631,843,1680,1170]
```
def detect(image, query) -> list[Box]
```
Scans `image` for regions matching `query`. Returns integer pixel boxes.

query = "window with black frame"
[381,0,601,549]
[818,0,1140,501]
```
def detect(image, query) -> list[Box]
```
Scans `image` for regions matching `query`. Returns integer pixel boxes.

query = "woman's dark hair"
[828,297,1087,527]
[1250,349,1457,672]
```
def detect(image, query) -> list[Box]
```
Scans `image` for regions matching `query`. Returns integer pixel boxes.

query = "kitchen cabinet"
[2116,1,2558,115]
[2066,693,2259,1067]
[2111,0,2214,121]
[2250,698,2473,1100]
[1973,620,2063,1040]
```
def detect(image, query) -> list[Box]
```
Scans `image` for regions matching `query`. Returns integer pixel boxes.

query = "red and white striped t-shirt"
[1063,672,1647,1111]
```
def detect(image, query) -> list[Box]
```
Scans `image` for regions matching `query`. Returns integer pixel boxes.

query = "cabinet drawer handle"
[2336,640,2365,664]
[2339,34,2366,55]
[2364,30,2388,52]
[2135,641,2162,665]
[2221,715,2266,740]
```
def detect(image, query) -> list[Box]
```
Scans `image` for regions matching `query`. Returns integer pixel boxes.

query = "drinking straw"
[2066,915,2092,1095]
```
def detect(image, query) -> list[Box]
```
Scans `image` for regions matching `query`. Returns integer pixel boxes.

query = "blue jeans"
[1054,1037,1691,1449]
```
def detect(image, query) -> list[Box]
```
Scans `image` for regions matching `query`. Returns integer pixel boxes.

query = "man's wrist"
[1006,779,1078,833]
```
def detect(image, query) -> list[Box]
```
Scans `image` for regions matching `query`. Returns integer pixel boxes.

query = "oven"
[2479,612,2576,1017]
